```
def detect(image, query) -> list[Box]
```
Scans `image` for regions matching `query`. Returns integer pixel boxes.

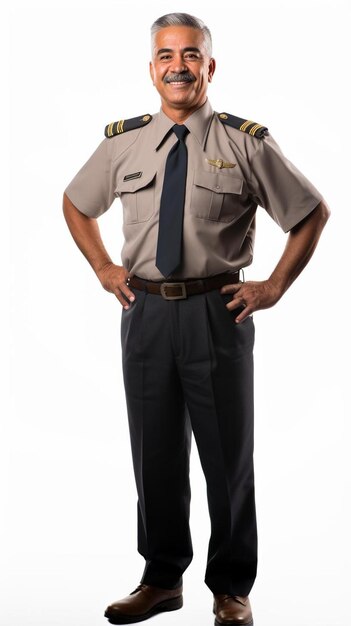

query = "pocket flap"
[115,169,157,194]
[194,170,243,195]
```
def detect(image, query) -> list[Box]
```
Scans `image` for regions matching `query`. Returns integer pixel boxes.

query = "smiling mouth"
[164,74,195,84]
[168,81,192,86]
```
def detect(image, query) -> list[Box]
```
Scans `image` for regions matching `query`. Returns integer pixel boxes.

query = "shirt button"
[215,185,221,189]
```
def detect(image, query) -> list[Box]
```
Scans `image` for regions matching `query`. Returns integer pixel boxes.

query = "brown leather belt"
[129,271,240,301]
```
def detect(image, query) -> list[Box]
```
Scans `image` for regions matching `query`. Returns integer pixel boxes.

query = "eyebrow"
[156,47,202,56]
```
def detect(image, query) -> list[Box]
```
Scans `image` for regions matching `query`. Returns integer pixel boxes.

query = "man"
[63,12,330,626]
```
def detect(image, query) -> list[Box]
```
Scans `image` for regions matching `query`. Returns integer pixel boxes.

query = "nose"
[170,53,187,74]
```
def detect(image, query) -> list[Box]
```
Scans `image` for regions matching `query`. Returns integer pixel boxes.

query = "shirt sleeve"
[248,133,323,232]
[64,138,116,218]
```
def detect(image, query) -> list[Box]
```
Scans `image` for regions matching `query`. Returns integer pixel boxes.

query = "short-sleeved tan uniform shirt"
[65,98,323,281]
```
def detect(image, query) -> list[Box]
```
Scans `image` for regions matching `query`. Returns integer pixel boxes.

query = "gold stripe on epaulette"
[117,119,124,134]
[249,123,263,136]
[240,120,254,132]
[107,122,114,137]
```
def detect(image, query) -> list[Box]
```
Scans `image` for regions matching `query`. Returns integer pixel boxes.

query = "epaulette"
[217,112,268,139]
[104,114,152,138]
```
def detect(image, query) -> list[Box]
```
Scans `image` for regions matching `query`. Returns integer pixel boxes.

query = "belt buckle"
[160,282,187,300]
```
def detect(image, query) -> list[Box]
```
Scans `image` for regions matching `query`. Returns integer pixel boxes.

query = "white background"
[4,1,351,625]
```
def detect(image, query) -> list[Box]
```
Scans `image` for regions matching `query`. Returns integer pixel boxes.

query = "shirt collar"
[153,98,214,151]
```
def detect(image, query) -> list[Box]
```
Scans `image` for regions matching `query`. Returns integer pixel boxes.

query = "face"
[149,25,216,117]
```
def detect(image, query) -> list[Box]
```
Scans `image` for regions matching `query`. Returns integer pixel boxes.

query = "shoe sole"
[214,619,253,626]
[105,595,183,624]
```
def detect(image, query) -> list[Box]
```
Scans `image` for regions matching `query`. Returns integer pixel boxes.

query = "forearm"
[62,192,113,276]
[268,199,331,296]
[62,193,135,307]
[222,199,331,323]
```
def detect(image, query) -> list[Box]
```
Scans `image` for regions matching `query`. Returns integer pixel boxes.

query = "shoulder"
[104,113,153,138]
[216,111,269,139]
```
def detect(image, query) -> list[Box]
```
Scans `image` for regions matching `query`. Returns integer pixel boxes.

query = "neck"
[161,97,207,124]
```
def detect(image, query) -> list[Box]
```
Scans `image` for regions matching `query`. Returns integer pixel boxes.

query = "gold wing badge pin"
[206,158,236,169]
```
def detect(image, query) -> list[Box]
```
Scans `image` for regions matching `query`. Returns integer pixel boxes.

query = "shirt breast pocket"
[115,170,157,224]
[190,170,246,222]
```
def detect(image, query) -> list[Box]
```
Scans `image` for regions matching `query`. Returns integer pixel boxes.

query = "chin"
[168,91,196,105]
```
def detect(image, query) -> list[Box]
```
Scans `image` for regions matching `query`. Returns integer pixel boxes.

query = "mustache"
[164,72,196,84]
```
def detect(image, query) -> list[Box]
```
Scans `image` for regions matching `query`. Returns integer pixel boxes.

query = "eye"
[160,54,172,61]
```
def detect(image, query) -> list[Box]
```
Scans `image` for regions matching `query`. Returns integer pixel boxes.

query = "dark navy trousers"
[120,286,257,596]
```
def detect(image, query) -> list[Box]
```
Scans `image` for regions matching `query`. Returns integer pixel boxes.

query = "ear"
[208,57,216,83]
[149,61,155,85]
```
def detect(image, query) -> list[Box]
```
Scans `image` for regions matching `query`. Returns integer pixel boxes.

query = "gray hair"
[151,12,212,57]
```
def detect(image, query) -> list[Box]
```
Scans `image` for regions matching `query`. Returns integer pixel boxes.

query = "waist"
[128,271,240,301]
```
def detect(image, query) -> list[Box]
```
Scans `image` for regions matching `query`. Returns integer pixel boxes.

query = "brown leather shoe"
[213,594,253,625]
[104,583,183,624]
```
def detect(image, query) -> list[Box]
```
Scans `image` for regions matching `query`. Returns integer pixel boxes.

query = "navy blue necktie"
[155,124,189,278]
